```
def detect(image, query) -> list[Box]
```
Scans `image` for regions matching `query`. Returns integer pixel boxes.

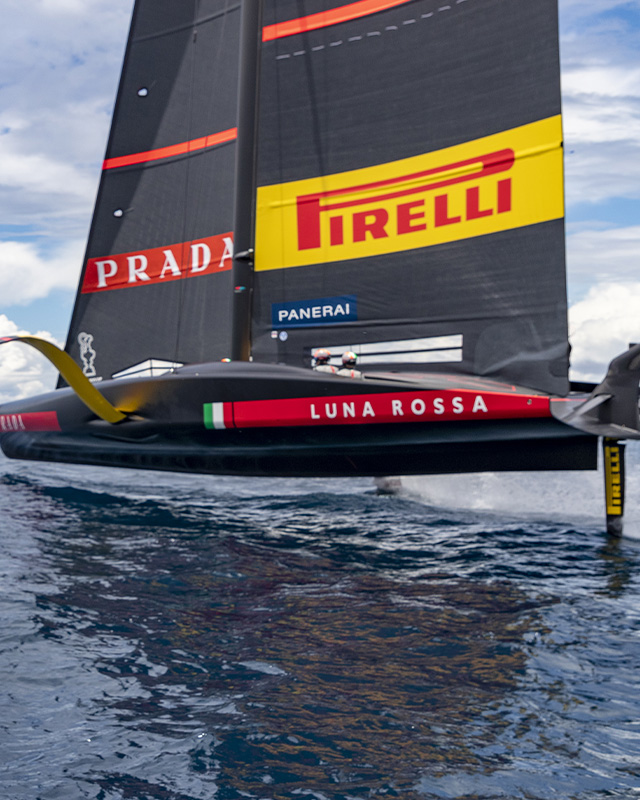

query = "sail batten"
[132,4,242,42]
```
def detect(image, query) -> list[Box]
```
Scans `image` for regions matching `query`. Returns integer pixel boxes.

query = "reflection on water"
[51,549,538,796]
[1,457,640,799]
[597,538,635,598]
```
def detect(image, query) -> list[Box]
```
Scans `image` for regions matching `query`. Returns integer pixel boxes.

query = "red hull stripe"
[103,127,237,171]
[204,389,550,430]
[0,411,61,433]
[262,0,413,41]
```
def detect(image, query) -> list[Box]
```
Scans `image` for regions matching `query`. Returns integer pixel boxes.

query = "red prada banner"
[204,389,551,430]
[81,233,234,294]
[0,412,61,432]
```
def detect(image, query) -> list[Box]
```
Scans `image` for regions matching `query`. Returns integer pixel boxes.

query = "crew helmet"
[313,348,332,365]
[342,351,358,367]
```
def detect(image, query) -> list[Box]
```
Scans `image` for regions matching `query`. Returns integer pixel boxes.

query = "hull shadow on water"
[1,456,640,799]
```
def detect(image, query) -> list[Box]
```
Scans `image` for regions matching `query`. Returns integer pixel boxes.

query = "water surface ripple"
[1,453,639,799]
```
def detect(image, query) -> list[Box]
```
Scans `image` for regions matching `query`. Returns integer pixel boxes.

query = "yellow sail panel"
[255,116,563,272]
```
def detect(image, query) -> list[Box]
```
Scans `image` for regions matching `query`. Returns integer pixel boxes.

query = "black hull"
[0,362,597,477]
[0,419,596,478]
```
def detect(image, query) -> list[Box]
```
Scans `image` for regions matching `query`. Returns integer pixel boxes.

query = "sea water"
[1,448,640,800]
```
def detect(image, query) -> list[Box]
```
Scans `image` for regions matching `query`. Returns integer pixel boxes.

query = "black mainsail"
[1,0,640,534]
[252,0,568,394]
[65,0,240,380]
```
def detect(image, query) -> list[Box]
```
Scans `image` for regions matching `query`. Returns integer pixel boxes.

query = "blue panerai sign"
[272,295,357,328]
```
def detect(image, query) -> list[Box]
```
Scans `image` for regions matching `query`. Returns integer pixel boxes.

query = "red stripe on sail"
[262,0,413,41]
[103,128,237,170]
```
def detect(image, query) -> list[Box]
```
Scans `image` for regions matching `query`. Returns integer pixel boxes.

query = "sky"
[0,0,639,402]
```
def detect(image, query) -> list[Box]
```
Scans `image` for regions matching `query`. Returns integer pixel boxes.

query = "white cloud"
[568,282,640,381]
[0,239,84,305]
[0,0,133,240]
[38,0,93,12]
[562,66,640,103]
[0,129,98,231]
[564,143,640,209]
[563,89,640,150]
[0,315,61,403]
[559,3,640,210]
[566,224,640,288]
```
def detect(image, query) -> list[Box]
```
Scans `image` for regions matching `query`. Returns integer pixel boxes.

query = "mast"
[231,0,262,361]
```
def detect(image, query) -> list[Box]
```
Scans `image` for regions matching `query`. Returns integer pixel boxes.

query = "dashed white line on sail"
[271,0,472,61]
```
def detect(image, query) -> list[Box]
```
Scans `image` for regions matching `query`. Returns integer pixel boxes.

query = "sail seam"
[132,5,241,43]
